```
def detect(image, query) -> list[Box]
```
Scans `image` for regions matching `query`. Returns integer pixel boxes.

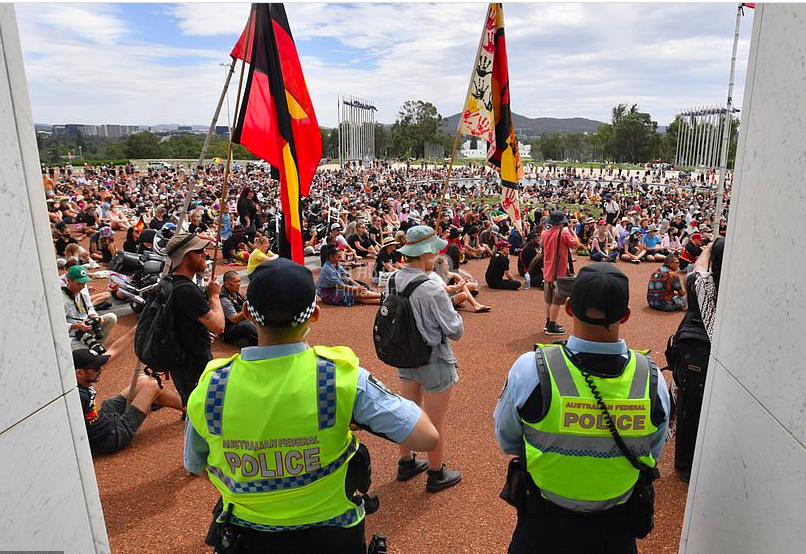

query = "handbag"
[552,229,576,297]
[565,348,660,539]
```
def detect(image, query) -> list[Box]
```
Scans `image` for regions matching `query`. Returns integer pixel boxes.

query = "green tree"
[390,100,444,158]
[539,133,565,160]
[608,104,659,163]
[125,131,164,159]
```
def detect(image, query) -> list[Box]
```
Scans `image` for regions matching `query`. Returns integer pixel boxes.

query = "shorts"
[543,281,567,305]
[94,395,147,454]
[396,359,459,393]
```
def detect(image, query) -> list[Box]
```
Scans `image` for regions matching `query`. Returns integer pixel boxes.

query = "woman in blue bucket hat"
[390,225,465,492]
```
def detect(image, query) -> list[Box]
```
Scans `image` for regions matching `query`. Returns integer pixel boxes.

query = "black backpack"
[373,274,432,368]
[134,274,192,373]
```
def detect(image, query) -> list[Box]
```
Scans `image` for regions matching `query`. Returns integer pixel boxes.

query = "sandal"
[474,305,491,313]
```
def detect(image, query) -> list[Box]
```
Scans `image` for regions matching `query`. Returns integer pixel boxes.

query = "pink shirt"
[541,227,579,282]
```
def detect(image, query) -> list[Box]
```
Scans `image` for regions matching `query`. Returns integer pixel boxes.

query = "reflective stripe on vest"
[186,347,362,531]
[223,503,366,532]
[205,363,233,435]
[207,435,359,494]
[317,358,337,430]
[523,346,658,512]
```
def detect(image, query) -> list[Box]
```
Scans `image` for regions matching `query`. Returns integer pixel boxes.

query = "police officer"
[494,263,670,554]
[184,258,438,553]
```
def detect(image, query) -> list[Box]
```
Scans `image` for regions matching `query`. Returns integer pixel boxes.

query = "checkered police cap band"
[247,298,316,328]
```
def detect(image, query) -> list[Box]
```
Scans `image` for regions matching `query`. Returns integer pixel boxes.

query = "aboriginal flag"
[232,4,321,263]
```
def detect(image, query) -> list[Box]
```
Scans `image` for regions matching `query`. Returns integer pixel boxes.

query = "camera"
[77,317,106,355]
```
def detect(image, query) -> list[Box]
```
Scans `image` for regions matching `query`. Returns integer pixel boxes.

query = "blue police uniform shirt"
[493,336,670,461]
[184,342,422,474]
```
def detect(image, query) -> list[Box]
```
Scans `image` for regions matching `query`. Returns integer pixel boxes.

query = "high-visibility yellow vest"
[187,345,363,531]
[522,345,658,512]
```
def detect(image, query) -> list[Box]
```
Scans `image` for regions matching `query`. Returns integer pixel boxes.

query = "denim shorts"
[396,359,459,393]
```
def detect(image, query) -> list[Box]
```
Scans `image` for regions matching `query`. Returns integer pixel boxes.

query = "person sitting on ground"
[507,224,523,256]
[347,221,379,258]
[647,254,686,312]
[62,265,117,350]
[642,225,666,262]
[89,226,116,264]
[517,232,541,278]
[222,225,251,264]
[463,226,489,259]
[331,222,361,260]
[679,232,703,271]
[219,270,258,347]
[149,204,169,230]
[54,221,78,258]
[123,226,141,254]
[107,201,131,230]
[479,220,497,253]
[137,228,158,254]
[433,254,490,313]
[76,201,99,236]
[661,226,683,256]
[589,220,618,263]
[374,236,404,284]
[74,335,183,455]
[486,241,522,290]
[317,245,382,306]
[620,228,647,264]
[61,259,112,310]
[246,235,277,280]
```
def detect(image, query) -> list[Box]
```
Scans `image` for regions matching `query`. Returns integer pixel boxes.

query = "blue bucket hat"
[397,225,448,258]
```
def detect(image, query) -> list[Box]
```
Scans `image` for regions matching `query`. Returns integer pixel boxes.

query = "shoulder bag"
[552,229,576,298]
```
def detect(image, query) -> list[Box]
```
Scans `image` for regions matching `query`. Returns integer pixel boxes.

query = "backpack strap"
[399,275,431,298]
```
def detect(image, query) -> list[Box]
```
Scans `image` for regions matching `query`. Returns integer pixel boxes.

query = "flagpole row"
[211,5,255,281]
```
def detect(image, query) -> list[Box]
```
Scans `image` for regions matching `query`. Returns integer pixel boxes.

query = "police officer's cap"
[570,263,629,327]
[246,258,316,328]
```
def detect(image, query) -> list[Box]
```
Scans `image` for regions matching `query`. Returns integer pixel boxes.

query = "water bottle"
[524,272,531,290]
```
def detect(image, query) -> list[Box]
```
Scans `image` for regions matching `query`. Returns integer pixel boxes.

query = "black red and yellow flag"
[232,4,321,263]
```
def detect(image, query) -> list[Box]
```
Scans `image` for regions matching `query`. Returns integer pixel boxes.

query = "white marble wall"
[0,5,110,552]
[680,4,806,552]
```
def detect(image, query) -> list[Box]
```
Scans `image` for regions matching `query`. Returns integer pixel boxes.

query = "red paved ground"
[87,255,687,554]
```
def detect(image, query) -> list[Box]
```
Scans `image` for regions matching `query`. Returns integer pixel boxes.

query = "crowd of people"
[48,158,730,553]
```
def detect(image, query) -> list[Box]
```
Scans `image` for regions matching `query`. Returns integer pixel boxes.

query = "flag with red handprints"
[458,3,523,226]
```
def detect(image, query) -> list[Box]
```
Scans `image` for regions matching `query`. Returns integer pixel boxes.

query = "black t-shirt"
[223,235,241,260]
[79,385,116,452]
[189,222,208,234]
[518,243,539,275]
[149,216,167,230]
[374,249,396,277]
[77,211,96,227]
[171,275,212,369]
[486,253,510,285]
[55,235,77,256]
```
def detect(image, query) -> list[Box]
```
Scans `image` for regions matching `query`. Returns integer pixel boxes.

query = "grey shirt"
[389,267,464,365]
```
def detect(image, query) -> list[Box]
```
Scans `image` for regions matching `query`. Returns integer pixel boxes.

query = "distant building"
[215,125,230,137]
[461,139,487,159]
[103,124,122,138]
[177,125,193,133]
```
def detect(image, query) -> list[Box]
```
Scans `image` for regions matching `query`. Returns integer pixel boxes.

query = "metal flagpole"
[681,112,690,167]
[704,107,713,169]
[337,96,342,167]
[675,109,683,166]
[176,57,238,235]
[716,3,744,224]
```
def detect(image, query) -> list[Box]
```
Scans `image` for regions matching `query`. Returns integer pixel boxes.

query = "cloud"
[17,2,755,129]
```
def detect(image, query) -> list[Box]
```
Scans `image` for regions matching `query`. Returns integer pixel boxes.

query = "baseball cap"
[330,223,342,231]
[66,265,91,283]
[165,232,211,267]
[496,240,511,249]
[690,233,703,241]
[570,263,630,327]
[246,258,316,328]
[72,348,110,369]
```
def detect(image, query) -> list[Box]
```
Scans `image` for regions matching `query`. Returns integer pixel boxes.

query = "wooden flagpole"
[210,5,255,281]
[435,4,491,227]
